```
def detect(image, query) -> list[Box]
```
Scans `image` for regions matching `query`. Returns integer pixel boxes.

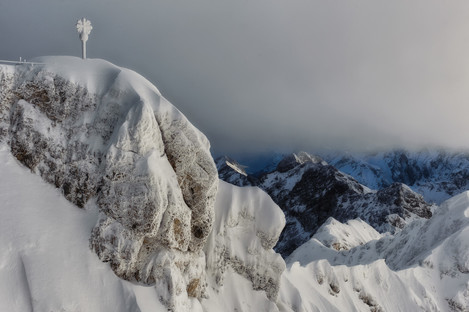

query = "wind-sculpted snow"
[280,192,469,311]
[204,181,286,302]
[312,217,383,251]
[0,145,288,311]
[0,57,218,310]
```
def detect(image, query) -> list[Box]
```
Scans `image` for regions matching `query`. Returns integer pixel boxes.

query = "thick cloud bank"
[2,0,469,154]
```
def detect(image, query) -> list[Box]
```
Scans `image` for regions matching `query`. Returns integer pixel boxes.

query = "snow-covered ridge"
[282,192,469,311]
[217,151,432,257]
[5,56,469,312]
[312,217,383,251]
[215,156,257,187]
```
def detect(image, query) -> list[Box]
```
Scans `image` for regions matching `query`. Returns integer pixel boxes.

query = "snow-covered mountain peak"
[215,155,258,187]
[29,56,162,96]
[326,149,469,204]
[0,56,291,311]
[1,56,222,309]
[313,217,383,251]
[276,151,326,173]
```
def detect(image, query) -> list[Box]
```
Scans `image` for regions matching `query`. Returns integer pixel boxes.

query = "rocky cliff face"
[0,58,222,310]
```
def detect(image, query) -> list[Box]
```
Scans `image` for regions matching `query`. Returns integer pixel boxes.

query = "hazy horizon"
[2,0,469,156]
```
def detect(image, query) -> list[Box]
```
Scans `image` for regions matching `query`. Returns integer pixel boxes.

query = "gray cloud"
[2,0,469,156]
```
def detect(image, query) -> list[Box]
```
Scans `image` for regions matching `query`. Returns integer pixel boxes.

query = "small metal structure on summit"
[76,18,93,59]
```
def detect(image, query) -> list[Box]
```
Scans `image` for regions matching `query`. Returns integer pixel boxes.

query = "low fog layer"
[2,0,469,155]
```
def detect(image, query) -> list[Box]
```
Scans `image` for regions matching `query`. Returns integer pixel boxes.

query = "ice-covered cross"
[76,18,93,59]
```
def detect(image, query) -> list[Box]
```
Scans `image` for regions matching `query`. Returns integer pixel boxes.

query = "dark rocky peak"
[276,151,326,173]
[386,151,427,185]
[376,182,432,219]
[259,158,432,257]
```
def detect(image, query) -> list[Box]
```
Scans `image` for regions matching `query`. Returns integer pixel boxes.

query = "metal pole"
[82,40,86,59]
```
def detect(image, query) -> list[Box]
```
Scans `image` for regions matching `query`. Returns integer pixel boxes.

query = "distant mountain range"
[218,149,469,204]
[326,150,469,204]
[216,151,434,256]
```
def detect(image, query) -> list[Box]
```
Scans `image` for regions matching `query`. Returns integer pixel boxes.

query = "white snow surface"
[0,145,146,312]
[3,129,468,311]
[0,56,221,310]
[281,192,469,312]
[312,217,383,251]
[0,145,288,311]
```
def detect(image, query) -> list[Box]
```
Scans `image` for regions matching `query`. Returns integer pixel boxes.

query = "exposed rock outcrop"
[0,58,218,310]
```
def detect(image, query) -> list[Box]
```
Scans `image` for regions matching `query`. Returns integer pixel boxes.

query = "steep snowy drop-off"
[0,145,146,312]
[202,181,286,311]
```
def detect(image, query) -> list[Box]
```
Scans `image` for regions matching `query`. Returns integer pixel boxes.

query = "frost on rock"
[0,57,218,309]
[205,181,286,302]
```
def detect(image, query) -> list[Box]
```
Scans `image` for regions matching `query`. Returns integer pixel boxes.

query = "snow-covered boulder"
[0,57,218,309]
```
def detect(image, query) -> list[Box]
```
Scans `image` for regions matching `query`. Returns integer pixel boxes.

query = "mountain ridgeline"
[216,151,434,256]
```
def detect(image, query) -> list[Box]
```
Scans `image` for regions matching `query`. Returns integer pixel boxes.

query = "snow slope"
[0,144,288,312]
[0,145,151,312]
[281,192,469,311]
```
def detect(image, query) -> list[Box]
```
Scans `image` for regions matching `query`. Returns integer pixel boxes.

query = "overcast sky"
[2,0,469,156]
